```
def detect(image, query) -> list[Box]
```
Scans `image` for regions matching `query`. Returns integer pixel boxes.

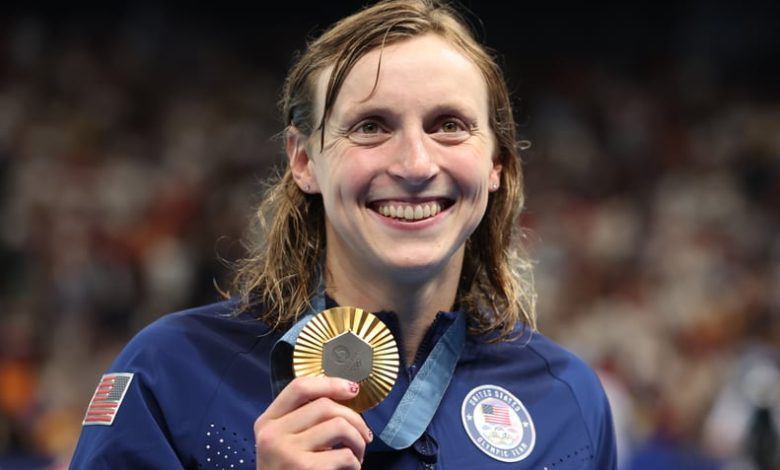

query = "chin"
[381,255,455,282]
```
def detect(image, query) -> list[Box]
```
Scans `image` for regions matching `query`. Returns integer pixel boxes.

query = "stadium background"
[1,1,779,468]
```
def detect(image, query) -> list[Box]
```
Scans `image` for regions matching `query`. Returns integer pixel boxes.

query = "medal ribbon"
[269,287,326,397]
[269,291,467,450]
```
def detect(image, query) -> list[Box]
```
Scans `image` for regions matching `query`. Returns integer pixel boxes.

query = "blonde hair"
[233,0,536,340]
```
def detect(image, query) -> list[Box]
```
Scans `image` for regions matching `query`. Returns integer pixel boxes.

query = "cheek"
[449,151,496,193]
[317,152,378,201]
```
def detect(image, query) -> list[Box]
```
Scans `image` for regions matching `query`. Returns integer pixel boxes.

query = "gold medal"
[293,306,399,412]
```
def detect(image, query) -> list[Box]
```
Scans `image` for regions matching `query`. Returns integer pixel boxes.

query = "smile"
[372,200,453,222]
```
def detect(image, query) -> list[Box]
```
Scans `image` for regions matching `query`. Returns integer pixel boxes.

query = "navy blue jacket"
[71,300,616,469]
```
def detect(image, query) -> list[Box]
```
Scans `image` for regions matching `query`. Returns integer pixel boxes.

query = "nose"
[388,130,439,187]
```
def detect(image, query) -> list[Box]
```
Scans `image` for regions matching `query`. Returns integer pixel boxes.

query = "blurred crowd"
[1,4,779,469]
[524,60,780,469]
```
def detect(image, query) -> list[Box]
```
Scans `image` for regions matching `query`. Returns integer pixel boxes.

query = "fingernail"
[368,429,374,442]
[348,381,359,394]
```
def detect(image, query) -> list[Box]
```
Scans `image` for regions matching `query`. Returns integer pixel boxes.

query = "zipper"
[406,312,445,379]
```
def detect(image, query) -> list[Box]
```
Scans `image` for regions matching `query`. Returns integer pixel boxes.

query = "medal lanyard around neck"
[269,290,467,450]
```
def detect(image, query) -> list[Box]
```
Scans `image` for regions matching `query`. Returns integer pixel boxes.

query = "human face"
[289,34,501,287]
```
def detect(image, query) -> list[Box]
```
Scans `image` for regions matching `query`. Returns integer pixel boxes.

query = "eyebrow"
[335,101,481,126]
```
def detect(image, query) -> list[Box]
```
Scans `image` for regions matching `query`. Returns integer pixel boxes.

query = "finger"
[282,397,373,443]
[299,416,368,463]
[263,376,359,420]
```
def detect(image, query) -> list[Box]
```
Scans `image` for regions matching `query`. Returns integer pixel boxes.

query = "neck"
[324,253,463,364]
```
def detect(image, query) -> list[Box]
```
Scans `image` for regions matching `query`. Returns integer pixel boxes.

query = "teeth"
[376,202,443,221]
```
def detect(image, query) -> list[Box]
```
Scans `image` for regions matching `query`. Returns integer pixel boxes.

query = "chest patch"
[461,384,536,462]
[82,372,134,426]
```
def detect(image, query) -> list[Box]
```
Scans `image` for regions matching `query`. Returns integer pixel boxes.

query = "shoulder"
[467,327,616,465]
[474,326,607,402]
[495,329,610,416]
[133,298,270,342]
[71,300,278,468]
[116,299,272,368]
[103,299,274,405]
[523,331,607,403]
[105,299,277,401]
[531,333,612,428]
[519,330,617,467]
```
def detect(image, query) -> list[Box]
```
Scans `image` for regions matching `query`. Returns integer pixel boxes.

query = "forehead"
[313,34,489,120]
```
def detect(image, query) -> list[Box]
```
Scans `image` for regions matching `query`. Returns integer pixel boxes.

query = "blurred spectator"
[0,2,778,468]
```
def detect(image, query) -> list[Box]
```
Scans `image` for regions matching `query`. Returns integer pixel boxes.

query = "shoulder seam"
[525,342,598,455]
[193,334,267,446]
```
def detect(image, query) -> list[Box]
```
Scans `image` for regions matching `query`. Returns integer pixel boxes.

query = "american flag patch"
[481,402,511,425]
[82,373,134,426]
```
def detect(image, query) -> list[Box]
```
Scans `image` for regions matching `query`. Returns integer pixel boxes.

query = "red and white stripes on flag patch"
[481,402,511,426]
[82,373,134,426]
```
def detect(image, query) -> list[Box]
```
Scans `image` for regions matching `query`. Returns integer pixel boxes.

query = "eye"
[356,121,381,134]
[441,120,464,133]
[348,118,390,145]
[431,116,471,143]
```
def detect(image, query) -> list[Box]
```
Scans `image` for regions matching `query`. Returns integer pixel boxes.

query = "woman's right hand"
[254,376,373,469]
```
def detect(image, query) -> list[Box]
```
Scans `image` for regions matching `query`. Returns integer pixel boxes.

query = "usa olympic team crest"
[461,385,536,462]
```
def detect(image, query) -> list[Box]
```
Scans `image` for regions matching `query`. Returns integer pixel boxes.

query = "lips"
[370,199,454,222]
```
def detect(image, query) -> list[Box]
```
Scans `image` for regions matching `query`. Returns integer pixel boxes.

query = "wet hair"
[233,0,536,340]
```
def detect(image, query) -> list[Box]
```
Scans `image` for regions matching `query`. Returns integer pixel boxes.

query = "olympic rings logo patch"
[461,384,536,462]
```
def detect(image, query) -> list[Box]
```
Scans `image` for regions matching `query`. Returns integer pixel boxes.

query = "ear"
[488,159,503,192]
[286,127,320,194]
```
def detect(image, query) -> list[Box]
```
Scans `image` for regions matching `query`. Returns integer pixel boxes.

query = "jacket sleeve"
[69,304,269,469]
[69,369,185,469]
[549,348,619,470]
[592,388,618,470]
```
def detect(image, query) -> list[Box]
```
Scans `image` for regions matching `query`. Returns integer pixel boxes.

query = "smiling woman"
[288,34,502,341]
[238,0,533,347]
[69,1,617,469]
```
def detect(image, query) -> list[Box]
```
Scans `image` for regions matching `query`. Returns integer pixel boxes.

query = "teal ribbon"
[269,288,325,397]
[377,311,465,449]
[269,291,466,450]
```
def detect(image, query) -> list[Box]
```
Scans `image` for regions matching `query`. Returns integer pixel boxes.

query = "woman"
[71,1,616,468]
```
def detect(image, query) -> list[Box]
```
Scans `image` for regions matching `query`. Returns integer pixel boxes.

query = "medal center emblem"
[333,345,350,364]
[322,331,373,383]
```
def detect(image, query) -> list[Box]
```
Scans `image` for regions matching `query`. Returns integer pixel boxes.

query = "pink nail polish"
[349,382,359,394]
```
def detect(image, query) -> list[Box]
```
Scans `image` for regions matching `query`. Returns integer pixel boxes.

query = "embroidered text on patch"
[82,373,134,426]
[461,384,536,462]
